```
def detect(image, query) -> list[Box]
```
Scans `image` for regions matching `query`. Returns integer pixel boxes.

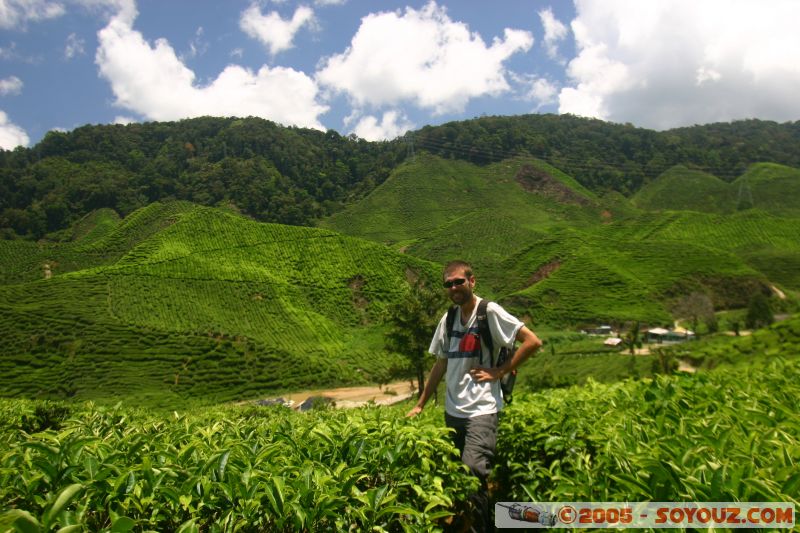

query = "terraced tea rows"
[0,204,438,405]
[503,231,762,325]
[321,155,581,245]
[322,155,799,326]
[648,210,800,253]
[633,163,800,215]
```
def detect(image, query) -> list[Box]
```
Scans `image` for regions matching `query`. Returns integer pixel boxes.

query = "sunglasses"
[443,278,467,289]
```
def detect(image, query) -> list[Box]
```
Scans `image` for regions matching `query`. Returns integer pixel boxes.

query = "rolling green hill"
[632,162,800,214]
[320,154,598,245]
[732,162,800,214]
[3,120,800,404]
[632,165,734,213]
[4,115,799,240]
[321,154,608,295]
[502,235,766,325]
[0,202,441,406]
[0,202,198,285]
[320,155,798,326]
[592,209,800,293]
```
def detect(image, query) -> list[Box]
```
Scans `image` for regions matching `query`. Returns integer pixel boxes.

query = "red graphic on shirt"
[459,332,482,356]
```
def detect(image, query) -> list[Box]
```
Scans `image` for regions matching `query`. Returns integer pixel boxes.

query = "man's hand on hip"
[469,367,503,382]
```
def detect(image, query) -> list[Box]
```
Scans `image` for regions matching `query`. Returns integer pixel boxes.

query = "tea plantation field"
[0,203,441,406]
[1,354,797,531]
[322,154,800,325]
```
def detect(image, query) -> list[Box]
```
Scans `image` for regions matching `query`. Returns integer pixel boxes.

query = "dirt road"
[257,380,417,410]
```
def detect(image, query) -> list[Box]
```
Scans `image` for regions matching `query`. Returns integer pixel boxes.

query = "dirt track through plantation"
[259,380,417,409]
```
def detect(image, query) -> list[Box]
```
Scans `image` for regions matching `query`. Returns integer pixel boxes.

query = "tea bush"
[0,403,476,532]
[495,359,800,505]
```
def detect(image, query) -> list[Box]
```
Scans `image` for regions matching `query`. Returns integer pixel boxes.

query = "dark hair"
[443,260,473,280]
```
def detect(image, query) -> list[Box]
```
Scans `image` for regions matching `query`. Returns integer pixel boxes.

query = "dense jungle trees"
[2,114,798,239]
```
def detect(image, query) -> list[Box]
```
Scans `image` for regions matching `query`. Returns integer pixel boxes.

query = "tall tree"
[745,294,774,329]
[386,278,444,398]
[672,292,716,336]
[622,321,642,356]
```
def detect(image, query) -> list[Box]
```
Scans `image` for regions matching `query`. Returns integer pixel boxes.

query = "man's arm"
[469,325,542,383]
[405,357,447,417]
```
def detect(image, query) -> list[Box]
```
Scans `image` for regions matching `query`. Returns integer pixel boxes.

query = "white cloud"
[113,115,135,124]
[531,78,558,103]
[315,0,346,6]
[0,0,65,29]
[695,66,721,86]
[0,110,29,149]
[64,32,85,59]
[515,75,558,109]
[316,1,533,115]
[352,110,413,141]
[240,3,315,56]
[72,0,136,24]
[0,76,23,96]
[538,7,568,62]
[183,26,208,60]
[342,108,360,128]
[559,0,800,129]
[95,3,328,129]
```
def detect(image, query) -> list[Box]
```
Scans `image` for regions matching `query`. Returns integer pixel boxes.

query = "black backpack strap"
[476,299,494,366]
[477,299,518,404]
[445,305,458,349]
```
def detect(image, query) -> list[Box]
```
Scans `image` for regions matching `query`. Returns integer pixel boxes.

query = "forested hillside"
[2,115,799,239]
[410,115,800,193]
[0,117,406,239]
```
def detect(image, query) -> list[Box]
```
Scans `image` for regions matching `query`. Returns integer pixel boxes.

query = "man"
[406,260,542,531]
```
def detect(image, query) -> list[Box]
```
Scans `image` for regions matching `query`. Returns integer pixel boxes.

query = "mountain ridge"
[3,114,800,239]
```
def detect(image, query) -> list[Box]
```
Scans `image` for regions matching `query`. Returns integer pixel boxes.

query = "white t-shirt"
[429,297,523,418]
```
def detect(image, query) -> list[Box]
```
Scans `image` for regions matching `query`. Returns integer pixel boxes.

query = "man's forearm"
[499,327,542,377]
[416,358,446,408]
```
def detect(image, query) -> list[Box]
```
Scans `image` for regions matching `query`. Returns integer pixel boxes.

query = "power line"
[408,131,757,175]
[405,134,780,180]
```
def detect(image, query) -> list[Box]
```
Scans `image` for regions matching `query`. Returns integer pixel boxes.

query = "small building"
[646,327,694,344]
[584,325,613,336]
[604,337,623,347]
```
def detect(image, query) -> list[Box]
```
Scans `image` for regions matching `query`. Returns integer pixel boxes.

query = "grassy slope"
[633,162,800,215]
[503,242,754,325]
[320,154,585,245]
[321,154,794,326]
[733,162,800,215]
[0,202,440,406]
[597,209,800,291]
[0,202,196,284]
[3,156,799,404]
[632,165,734,213]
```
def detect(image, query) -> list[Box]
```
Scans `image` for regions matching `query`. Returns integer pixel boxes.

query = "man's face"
[443,267,474,306]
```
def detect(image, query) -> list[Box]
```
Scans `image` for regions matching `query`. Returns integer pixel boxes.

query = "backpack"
[445,299,518,404]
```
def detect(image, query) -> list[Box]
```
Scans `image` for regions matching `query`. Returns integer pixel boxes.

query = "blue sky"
[1,0,799,150]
